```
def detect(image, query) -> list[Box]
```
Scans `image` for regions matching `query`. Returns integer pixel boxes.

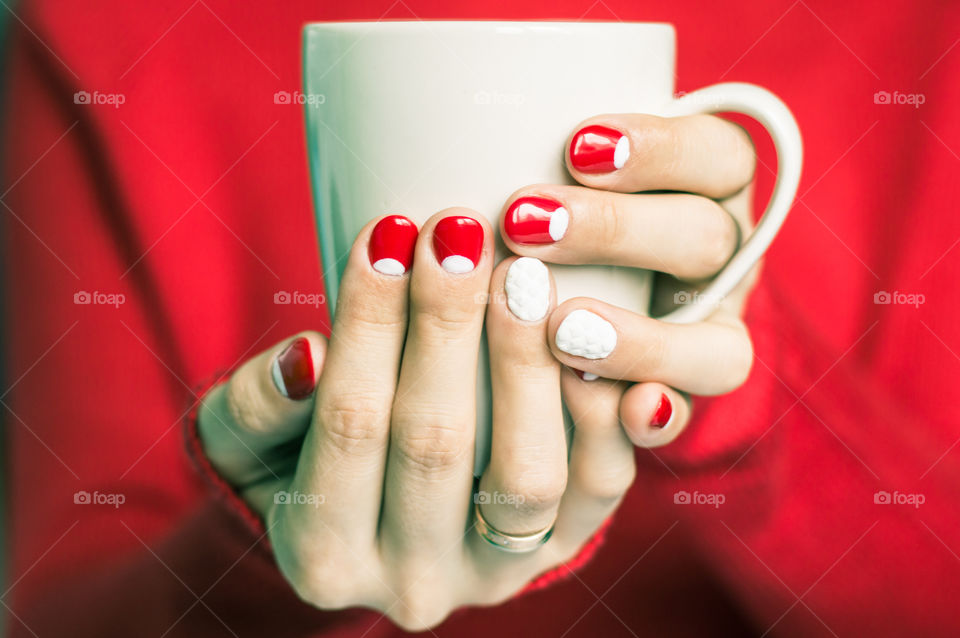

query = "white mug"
[303,21,802,474]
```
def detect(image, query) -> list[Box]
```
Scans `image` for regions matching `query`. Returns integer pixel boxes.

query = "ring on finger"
[473,501,555,553]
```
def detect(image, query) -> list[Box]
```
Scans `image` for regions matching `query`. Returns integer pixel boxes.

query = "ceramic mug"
[302,21,802,474]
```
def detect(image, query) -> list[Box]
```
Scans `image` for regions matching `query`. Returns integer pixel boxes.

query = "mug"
[302,21,802,474]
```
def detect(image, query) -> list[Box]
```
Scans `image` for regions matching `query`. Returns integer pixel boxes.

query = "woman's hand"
[500,113,759,447]
[197,211,635,631]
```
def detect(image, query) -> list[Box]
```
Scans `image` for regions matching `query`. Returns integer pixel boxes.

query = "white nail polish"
[581,371,600,381]
[505,257,550,321]
[555,309,617,359]
[271,357,287,396]
[548,206,569,241]
[613,135,630,169]
[440,255,475,274]
[372,258,406,275]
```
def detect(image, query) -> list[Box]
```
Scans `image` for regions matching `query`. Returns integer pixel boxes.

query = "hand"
[500,114,759,447]
[197,211,635,630]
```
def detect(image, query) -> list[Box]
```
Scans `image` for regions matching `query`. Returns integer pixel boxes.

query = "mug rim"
[303,20,675,33]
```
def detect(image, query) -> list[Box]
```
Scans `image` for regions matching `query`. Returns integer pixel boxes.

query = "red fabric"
[2,1,958,636]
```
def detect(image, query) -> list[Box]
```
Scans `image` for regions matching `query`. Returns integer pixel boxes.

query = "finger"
[500,186,738,280]
[565,114,756,198]
[382,209,493,554]
[198,332,327,500]
[474,257,566,543]
[619,382,692,448]
[288,214,417,544]
[548,299,753,395]
[543,368,634,557]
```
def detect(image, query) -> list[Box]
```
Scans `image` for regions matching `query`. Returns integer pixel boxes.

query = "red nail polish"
[569,125,630,173]
[504,196,569,245]
[650,393,673,429]
[432,216,484,274]
[369,215,418,275]
[573,368,600,381]
[272,337,315,400]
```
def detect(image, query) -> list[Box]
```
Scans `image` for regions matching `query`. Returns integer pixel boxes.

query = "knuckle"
[724,329,754,391]
[692,198,738,277]
[571,458,636,504]
[390,417,473,473]
[316,392,389,452]
[596,192,623,249]
[390,582,454,632]
[495,469,568,514]
[223,371,272,436]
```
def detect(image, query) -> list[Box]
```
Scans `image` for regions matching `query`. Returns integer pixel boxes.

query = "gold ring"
[473,501,554,553]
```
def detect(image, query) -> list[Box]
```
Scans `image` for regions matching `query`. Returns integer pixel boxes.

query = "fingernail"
[272,337,315,400]
[505,257,550,321]
[369,215,418,275]
[555,309,617,359]
[574,368,600,381]
[650,393,673,429]
[504,196,569,245]
[433,215,484,274]
[569,125,629,173]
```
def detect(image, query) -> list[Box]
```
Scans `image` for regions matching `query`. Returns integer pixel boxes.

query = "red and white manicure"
[432,216,484,273]
[569,125,630,173]
[650,393,674,429]
[272,337,315,400]
[368,215,418,275]
[504,196,569,245]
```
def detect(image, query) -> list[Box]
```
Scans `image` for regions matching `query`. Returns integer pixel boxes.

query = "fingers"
[381,209,493,554]
[500,186,739,280]
[545,368,634,555]
[197,332,327,500]
[288,214,417,544]
[618,382,692,448]
[565,113,756,198]
[475,257,566,542]
[548,299,753,396]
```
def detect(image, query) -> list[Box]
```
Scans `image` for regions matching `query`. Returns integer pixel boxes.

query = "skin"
[197,112,758,630]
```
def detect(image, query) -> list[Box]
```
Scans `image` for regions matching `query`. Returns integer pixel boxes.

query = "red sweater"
[3,1,958,636]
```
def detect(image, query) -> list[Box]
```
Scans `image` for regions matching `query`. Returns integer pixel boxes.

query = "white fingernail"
[505,257,550,321]
[581,371,600,381]
[440,255,475,274]
[555,309,617,359]
[613,135,630,169]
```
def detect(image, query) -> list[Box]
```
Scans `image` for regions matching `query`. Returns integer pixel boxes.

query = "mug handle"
[658,82,803,324]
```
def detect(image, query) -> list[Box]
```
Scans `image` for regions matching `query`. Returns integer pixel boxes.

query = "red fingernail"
[432,216,484,273]
[272,337,315,400]
[569,125,630,173]
[573,368,600,381]
[504,196,569,245]
[369,215,418,275]
[650,393,673,429]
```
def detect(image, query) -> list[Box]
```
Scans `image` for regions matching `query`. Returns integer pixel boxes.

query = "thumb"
[197,331,327,492]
